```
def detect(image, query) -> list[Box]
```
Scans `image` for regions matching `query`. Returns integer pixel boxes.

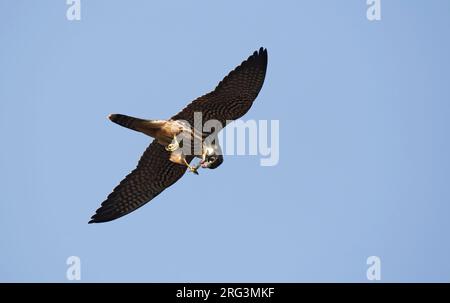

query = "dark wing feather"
[172,47,268,129]
[89,140,188,223]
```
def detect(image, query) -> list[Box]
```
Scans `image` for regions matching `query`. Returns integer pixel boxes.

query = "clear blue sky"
[1,0,449,282]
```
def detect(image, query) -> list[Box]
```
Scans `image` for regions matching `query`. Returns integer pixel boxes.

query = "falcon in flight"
[89,47,268,223]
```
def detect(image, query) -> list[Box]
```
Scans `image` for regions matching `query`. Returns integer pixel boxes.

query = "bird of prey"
[89,47,268,223]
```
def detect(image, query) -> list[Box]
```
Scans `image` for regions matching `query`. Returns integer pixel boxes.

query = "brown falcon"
[89,47,268,223]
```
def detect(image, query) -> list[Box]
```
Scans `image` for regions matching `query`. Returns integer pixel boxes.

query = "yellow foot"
[183,158,199,175]
[189,166,199,175]
[165,135,179,152]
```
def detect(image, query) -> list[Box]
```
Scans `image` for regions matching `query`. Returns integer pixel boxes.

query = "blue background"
[1,0,449,282]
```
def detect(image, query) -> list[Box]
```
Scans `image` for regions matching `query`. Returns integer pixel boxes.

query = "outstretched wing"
[89,140,188,223]
[172,47,268,129]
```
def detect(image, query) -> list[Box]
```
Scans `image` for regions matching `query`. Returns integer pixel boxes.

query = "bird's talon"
[187,165,199,175]
[165,144,177,152]
[165,135,179,152]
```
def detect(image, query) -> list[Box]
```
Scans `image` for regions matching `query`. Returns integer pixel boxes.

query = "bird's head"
[201,154,223,169]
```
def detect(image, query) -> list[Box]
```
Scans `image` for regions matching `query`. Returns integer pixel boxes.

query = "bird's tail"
[108,114,165,137]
